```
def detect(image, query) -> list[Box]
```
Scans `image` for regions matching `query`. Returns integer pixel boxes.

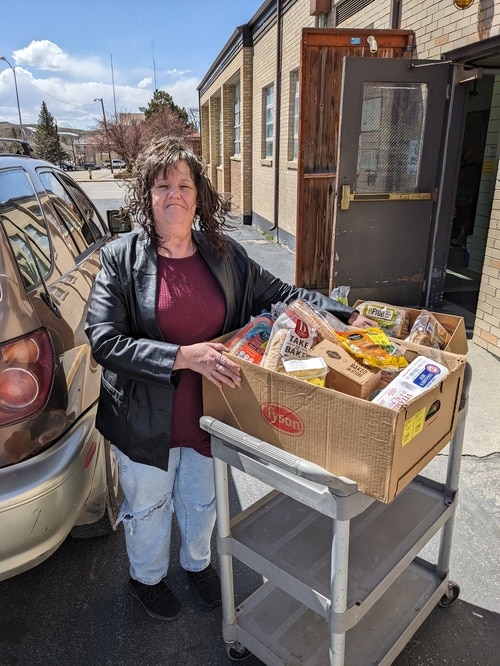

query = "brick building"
[198,0,500,358]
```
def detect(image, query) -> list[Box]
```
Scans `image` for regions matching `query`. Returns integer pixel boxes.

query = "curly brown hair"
[123,136,233,255]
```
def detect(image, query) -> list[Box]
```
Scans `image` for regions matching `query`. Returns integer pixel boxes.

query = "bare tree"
[92,115,144,167]
[90,91,198,167]
[187,107,200,132]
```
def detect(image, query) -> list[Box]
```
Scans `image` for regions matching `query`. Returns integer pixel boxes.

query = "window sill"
[287,161,298,170]
[261,159,273,167]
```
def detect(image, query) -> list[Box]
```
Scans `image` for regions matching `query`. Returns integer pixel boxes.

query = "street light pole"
[93,97,114,174]
[1,56,24,138]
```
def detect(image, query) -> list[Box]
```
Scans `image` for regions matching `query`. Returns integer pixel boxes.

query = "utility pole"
[94,97,114,174]
[110,54,117,116]
[1,56,24,138]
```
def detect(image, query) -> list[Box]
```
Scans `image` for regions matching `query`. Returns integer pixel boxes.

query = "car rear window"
[0,168,52,289]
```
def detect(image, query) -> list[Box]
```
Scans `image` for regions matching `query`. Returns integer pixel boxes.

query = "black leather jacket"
[85,229,356,470]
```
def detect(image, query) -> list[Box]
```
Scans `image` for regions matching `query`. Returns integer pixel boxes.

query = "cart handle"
[200,416,359,496]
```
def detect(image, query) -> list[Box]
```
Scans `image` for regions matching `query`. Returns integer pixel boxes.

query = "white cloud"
[14,41,69,70]
[1,40,200,130]
[137,77,153,89]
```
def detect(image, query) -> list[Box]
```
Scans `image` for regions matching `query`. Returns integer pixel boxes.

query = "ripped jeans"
[112,446,216,585]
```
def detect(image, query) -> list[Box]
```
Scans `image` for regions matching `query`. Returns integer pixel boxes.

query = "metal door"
[332,58,452,306]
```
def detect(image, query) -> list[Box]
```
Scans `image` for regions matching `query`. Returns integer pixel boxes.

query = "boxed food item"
[203,335,466,503]
[372,356,449,409]
[309,339,381,399]
[354,301,468,354]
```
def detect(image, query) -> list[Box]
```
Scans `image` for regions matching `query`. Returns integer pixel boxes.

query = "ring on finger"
[217,352,224,365]
[215,363,223,373]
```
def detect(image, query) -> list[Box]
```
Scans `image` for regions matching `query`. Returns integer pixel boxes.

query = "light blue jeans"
[112,446,216,585]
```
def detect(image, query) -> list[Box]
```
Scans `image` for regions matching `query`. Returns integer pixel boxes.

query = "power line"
[8,70,103,109]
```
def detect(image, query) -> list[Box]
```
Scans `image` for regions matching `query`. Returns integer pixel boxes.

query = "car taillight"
[0,330,54,426]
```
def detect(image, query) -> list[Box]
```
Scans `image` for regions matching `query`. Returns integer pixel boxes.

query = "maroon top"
[156,251,226,456]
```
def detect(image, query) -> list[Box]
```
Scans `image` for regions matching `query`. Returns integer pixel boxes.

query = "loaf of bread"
[286,299,342,345]
[406,310,450,349]
[355,301,410,339]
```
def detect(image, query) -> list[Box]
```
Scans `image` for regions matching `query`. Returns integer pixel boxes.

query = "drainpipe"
[269,0,282,240]
[390,0,402,29]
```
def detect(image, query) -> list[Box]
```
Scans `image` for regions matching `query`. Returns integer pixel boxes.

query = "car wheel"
[70,441,122,538]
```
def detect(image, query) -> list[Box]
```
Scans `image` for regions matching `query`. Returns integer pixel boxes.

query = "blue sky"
[0,0,264,131]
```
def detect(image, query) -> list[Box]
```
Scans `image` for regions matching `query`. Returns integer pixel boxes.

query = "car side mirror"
[107,209,132,234]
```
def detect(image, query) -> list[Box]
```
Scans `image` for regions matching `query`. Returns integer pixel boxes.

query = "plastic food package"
[285,299,349,342]
[283,356,329,387]
[354,301,410,339]
[406,310,451,350]
[226,314,274,364]
[372,355,449,409]
[260,304,318,372]
[330,285,350,306]
[334,327,409,371]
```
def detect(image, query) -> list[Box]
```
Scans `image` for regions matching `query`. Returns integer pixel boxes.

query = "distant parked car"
[83,162,100,170]
[58,162,75,171]
[105,159,126,169]
[0,150,132,582]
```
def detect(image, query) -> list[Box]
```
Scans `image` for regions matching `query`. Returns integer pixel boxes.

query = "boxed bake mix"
[202,300,467,503]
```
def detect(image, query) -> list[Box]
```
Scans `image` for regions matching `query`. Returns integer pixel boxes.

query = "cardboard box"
[203,338,466,503]
[309,339,381,399]
[353,301,468,355]
[404,308,468,355]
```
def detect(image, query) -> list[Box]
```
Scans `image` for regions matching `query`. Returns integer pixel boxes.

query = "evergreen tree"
[144,90,189,124]
[33,101,69,163]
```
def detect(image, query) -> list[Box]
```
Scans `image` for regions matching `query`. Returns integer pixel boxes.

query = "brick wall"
[199,0,499,352]
[401,1,499,59]
[474,80,500,358]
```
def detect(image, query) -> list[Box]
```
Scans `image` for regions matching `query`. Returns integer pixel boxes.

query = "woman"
[85,136,373,622]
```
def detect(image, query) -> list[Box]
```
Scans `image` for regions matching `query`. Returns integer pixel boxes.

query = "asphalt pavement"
[3,171,492,665]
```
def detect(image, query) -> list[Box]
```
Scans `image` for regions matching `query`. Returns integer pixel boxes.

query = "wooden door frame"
[296,28,415,291]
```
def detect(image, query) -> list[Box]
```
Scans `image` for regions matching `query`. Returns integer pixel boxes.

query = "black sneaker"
[186,563,222,608]
[128,578,182,620]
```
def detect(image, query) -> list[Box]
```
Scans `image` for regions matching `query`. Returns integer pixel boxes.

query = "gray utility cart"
[200,363,471,666]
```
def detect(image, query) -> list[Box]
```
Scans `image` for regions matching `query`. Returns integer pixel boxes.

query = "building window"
[233,82,241,156]
[290,71,299,161]
[263,85,274,159]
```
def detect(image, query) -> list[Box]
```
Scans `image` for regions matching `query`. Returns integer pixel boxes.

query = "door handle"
[340,184,432,210]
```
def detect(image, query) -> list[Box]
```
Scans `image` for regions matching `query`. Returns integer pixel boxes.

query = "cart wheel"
[226,642,252,662]
[439,580,460,607]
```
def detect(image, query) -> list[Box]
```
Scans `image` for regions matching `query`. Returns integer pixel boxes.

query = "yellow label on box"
[402,407,426,446]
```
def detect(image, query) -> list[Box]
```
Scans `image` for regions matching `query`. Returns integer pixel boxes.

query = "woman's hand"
[348,312,377,328]
[175,342,241,389]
